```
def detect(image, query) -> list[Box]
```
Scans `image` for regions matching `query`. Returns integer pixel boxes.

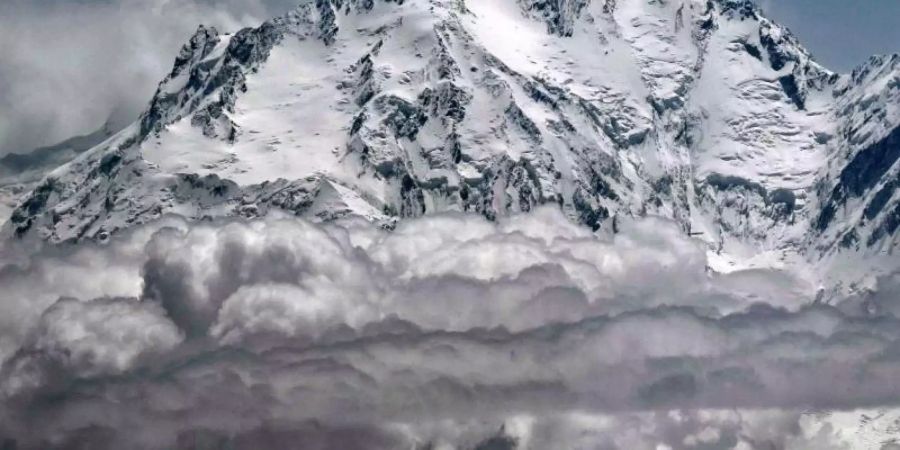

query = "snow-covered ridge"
[5,0,899,272]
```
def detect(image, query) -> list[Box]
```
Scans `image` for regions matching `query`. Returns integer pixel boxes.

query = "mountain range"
[4,0,899,293]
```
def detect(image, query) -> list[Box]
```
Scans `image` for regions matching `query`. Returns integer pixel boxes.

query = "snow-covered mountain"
[0,117,128,226]
[5,0,898,275]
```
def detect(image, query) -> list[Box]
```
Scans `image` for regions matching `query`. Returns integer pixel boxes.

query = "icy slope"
[0,118,124,226]
[815,55,900,255]
[5,0,899,265]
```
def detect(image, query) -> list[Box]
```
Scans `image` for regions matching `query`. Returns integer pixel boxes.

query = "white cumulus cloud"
[0,206,897,448]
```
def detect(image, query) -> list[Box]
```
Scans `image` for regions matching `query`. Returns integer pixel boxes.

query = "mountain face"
[0,118,125,226]
[5,0,899,271]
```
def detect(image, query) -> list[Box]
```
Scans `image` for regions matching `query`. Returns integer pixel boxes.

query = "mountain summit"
[6,0,899,272]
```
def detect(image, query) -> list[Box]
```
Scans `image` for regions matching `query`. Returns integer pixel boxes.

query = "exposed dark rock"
[399,173,426,216]
[864,179,898,220]
[759,27,789,71]
[420,82,472,124]
[743,41,762,60]
[98,153,122,177]
[778,74,806,110]
[718,0,756,20]
[706,174,768,199]
[505,103,542,144]
[518,0,589,37]
[869,202,900,245]
[376,95,428,139]
[818,126,900,230]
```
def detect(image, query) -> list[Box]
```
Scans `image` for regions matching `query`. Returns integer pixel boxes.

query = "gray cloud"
[0,207,899,448]
[0,0,299,156]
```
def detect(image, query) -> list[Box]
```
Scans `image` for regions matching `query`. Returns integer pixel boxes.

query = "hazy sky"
[0,0,897,155]
[761,0,900,72]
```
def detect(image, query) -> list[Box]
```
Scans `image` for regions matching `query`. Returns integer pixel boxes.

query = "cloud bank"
[1,207,899,448]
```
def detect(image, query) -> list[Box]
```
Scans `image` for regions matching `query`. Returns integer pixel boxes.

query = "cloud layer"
[0,207,899,448]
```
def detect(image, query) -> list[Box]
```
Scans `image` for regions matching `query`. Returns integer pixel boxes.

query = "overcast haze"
[0,0,897,156]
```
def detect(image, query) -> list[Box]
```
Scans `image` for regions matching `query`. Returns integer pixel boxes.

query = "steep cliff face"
[815,55,900,253]
[5,0,899,270]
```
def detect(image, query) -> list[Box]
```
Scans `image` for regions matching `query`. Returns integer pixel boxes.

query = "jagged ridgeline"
[6,0,899,260]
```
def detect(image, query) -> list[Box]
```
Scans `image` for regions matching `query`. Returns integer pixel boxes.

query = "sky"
[0,0,897,156]
[761,0,900,71]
